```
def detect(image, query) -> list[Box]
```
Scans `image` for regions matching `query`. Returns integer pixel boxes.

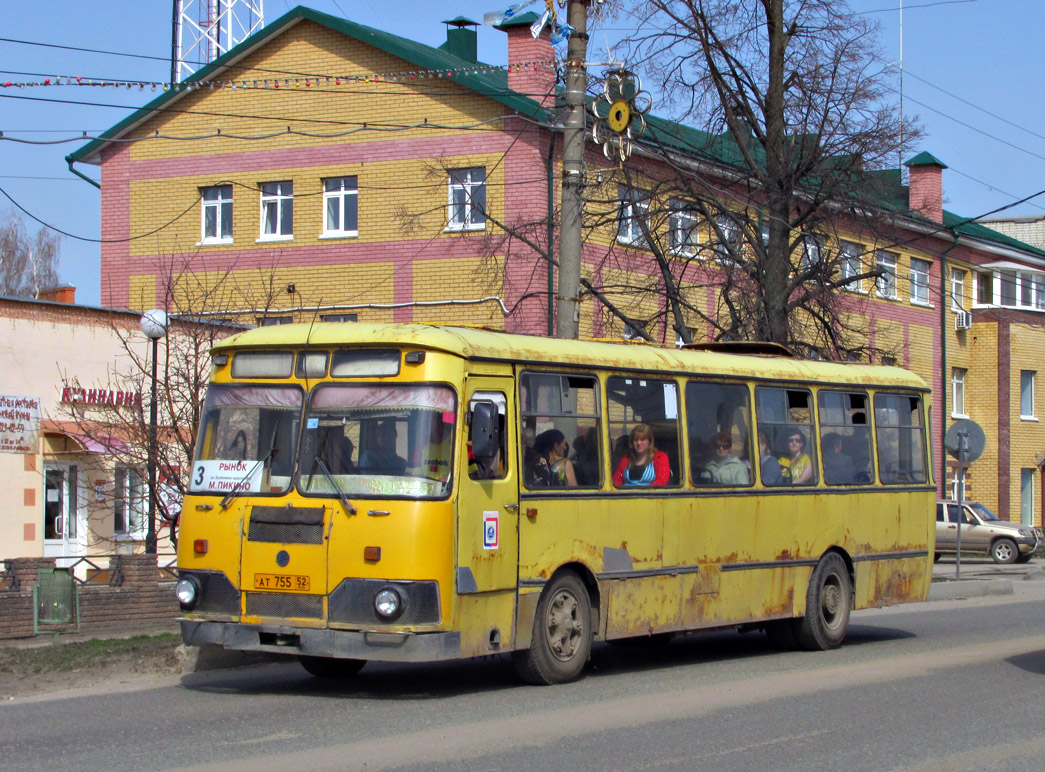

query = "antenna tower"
[171,1,264,83]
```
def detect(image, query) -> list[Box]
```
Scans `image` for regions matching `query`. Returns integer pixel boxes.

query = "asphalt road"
[3,573,1045,772]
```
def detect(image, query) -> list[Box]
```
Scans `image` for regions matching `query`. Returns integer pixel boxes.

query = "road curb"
[928,578,1013,601]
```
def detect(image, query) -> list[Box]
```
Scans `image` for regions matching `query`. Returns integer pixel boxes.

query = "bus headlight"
[176,576,201,609]
[374,586,403,621]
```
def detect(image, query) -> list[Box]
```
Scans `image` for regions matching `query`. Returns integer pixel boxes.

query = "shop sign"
[60,386,142,407]
[0,395,41,454]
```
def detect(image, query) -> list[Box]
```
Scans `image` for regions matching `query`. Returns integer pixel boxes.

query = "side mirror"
[469,400,499,459]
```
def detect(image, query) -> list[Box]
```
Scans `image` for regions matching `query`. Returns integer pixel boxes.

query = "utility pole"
[555,0,589,340]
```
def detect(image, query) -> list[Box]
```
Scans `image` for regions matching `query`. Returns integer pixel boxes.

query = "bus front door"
[457,378,518,652]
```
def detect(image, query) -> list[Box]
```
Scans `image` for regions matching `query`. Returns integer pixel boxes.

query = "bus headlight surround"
[374,586,404,621]
[176,575,201,609]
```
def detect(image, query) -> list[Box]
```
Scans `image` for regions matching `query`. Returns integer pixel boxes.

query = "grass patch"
[0,633,181,675]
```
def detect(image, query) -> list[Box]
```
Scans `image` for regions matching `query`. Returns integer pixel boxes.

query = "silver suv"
[936,500,1043,564]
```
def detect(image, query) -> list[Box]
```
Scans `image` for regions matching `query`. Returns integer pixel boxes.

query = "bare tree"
[622,0,919,355]
[53,251,288,551]
[0,209,61,297]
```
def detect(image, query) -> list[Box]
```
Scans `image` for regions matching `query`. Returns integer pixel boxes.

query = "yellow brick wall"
[128,22,502,161]
[1007,322,1045,526]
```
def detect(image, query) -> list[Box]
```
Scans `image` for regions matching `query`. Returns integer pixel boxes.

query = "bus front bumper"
[179,619,461,662]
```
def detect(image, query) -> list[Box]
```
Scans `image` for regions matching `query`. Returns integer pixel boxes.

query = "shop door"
[43,463,87,566]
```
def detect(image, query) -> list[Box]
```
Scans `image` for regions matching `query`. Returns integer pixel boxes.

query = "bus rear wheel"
[513,571,592,685]
[298,655,366,678]
[796,552,852,651]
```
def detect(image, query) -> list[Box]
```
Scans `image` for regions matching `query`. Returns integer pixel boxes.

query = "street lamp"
[140,309,169,555]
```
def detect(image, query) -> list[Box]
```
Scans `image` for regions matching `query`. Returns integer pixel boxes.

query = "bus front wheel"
[298,655,366,678]
[513,571,592,685]
[796,552,852,651]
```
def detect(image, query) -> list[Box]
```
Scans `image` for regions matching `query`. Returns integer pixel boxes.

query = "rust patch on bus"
[775,549,794,561]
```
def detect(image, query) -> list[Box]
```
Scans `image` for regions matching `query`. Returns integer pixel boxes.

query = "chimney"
[905,152,947,224]
[36,285,76,304]
[440,17,478,63]
[495,12,556,109]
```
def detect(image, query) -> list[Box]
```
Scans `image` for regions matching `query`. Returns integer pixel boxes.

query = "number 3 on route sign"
[483,511,499,550]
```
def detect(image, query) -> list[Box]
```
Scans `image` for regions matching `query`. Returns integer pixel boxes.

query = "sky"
[1,0,1042,307]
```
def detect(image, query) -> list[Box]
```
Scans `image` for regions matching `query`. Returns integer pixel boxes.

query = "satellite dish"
[944,419,985,462]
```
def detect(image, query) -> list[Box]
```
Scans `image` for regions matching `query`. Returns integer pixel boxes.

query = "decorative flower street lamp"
[140,309,169,555]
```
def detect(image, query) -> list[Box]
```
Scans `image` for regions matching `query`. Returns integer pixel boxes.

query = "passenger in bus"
[531,429,577,487]
[613,424,670,487]
[821,432,857,485]
[227,429,248,461]
[779,429,813,484]
[359,421,408,474]
[570,427,599,485]
[704,432,749,485]
[758,430,783,485]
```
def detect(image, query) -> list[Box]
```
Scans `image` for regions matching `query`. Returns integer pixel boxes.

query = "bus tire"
[796,552,852,651]
[298,655,366,678]
[512,571,592,685]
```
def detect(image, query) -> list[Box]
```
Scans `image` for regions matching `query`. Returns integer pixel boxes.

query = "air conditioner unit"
[955,311,973,331]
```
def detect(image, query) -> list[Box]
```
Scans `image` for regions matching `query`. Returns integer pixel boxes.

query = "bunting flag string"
[0,60,557,92]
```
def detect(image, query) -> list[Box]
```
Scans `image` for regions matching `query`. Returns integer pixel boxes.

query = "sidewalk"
[929,555,1045,600]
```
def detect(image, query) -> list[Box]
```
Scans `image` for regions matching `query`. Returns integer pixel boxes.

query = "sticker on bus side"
[483,511,499,550]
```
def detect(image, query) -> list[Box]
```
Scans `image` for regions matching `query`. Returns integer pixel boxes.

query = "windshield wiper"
[219,444,277,510]
[312,454,357,516]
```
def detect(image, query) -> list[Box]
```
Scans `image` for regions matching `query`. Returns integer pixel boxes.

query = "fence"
[0,554,179,640]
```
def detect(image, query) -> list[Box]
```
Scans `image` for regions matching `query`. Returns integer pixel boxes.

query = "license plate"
[254,573,311,592]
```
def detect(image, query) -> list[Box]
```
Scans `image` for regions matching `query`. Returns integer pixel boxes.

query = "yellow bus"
[176,323,935,684]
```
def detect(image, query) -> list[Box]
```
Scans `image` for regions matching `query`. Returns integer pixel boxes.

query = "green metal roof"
[905,151,948,169]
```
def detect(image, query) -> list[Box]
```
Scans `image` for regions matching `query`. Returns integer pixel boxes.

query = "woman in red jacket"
[613,423,670,487]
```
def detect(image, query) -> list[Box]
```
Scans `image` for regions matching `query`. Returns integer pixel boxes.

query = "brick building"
[0,291,185,567]
[65,6,1045,526]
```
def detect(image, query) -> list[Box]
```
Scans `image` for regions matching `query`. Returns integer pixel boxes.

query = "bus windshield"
[190,384,303,496]
[299,383,456,499]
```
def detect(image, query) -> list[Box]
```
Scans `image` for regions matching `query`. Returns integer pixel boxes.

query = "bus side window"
[817,390,873,485]
[607,376,681,488]
[520,372,601,488]
[685,380,752,487]
[468,394,507,480]
[874,393,927,484]
[755,387,817,486]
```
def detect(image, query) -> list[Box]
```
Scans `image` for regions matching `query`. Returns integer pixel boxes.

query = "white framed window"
[910,257,931,305]
[447,167,486,231]
[974,269,1045,309]
[200,184,233,244]
[259,181,293,240]
[617,186,650,247]
[840,241,863,292]
[113,466,145,538]
[950,268,966,312]
[876,250,898,298]
[669,200,698,255]
[1021,370,1036,419]
[951,367,967,418]
[714,216,743,264]
[975,271,993,305]
[623,322,644,340]
[258,316,293,326]
[320,313,358,323]
[799,235,825,274]
[322,176,358,237]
